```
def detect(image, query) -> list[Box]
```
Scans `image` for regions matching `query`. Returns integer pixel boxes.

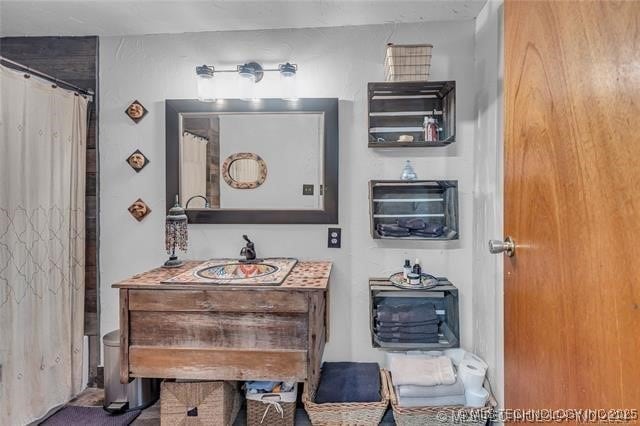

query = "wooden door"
[505,0,640,411]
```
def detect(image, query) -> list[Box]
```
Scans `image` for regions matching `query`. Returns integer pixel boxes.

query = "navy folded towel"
[376,223,411,237]
[397,217,427,230]
[376,319,439,328]
[376,299,438,323]
[376,333,440,343]
[410,223,445,237]
[377,223,410,233]
[314,362,381,403]
[376,322,439,335]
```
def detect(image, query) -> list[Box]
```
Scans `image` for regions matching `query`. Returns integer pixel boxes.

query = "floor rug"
[40,406,141,426]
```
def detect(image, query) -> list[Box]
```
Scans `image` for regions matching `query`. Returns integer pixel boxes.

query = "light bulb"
[195,65,215,102]
[279,63,298,101]
[239,73,256,101]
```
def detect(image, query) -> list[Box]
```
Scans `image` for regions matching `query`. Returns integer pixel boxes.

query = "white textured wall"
[99,21,477,364]
[472,0,504,406]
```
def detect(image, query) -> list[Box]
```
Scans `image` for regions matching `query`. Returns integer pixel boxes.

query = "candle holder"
[164,195,188,268]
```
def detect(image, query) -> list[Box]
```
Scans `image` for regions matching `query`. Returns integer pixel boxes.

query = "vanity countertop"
[113,260,331,291]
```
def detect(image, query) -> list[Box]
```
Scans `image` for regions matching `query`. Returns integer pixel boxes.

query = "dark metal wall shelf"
[369,180,459,240]
[368,80,456,148]
[369,278,460,350]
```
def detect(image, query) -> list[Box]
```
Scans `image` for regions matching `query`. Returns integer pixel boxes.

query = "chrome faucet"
[240,234,257,262]
[185,195,210,209]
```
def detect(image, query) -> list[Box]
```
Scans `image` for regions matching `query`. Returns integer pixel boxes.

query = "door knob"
[489,236,515,257]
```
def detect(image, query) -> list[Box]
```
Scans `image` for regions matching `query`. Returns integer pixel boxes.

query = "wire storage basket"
[302,368,390,425]
[246,383,297,426]
[384,43,433,82]
[160,380,241,426]
[385,370,496,426]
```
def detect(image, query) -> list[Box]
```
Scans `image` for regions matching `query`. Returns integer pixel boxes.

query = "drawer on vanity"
[128,289,309,313]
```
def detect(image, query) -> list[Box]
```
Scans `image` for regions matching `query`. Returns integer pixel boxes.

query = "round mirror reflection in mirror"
[222,152,267,189]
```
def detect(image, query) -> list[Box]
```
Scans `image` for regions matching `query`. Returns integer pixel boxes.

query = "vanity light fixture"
[195,61,298,102]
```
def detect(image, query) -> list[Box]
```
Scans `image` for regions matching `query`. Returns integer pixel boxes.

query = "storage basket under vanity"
[384,370,496,426]
[246,383,297,426]
[302,368,390,425]
[160,380,242,426]
[384,43,433,82]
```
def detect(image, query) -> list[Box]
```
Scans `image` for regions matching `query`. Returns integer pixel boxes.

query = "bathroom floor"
[67,388,396,425]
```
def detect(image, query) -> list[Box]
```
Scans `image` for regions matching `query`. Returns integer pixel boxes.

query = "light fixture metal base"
[243,61,264,83]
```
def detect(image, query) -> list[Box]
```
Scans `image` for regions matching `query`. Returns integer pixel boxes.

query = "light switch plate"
[328,227,341,248]
[302,184,314,196]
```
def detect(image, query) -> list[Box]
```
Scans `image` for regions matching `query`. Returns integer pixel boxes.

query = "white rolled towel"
[465,387,489,407]
[463,352,489,371]
[443,348,467,366]
[458,360,486,392]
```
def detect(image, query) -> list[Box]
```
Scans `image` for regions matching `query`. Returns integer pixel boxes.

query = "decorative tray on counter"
[388,272,439,290]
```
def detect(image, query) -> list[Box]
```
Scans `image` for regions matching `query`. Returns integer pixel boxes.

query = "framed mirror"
[166,98,339,224]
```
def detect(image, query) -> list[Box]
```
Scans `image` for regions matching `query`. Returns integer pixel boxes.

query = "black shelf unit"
[369,180,459,240]
[369,277,460,350]
[368,81,456,147]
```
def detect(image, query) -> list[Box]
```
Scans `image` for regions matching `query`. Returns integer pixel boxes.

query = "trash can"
[103,330,160,413]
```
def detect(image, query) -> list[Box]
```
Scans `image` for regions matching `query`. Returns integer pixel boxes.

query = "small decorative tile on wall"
[128,198,151,222]
[125,100,147,123]
[126,149,150,172]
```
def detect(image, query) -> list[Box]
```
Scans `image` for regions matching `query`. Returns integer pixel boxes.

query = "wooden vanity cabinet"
[115,262,330,394]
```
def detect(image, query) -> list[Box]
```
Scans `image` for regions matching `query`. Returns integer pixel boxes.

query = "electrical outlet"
[328,228,341,248]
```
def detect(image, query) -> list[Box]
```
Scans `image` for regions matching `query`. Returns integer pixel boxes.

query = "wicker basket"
[385,370,496,426]
[160,380,241,426]
[246,383,297,426]
[384,43,433,82]
[302,369,390,425]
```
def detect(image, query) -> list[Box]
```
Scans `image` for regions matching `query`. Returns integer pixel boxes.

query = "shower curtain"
[181,131,208,207]
[0,64,88,425]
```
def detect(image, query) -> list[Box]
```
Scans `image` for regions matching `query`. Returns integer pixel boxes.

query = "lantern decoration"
[164,195,188,268]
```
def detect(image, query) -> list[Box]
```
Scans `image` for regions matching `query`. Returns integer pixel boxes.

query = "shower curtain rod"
[0,55,94,100]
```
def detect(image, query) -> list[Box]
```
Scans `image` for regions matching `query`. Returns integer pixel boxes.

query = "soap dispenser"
[400,160,418,181]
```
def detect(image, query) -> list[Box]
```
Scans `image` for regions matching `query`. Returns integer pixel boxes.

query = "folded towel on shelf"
[314,362,381,404]
[396,394,466,408]
[377,319,439,328]
[410,224,446,238]
[390,355,456,387]
[376,328,439,340]
[397,375,465,398]
[378,230,412,238]
[376,323,439,334]
[397,217,427,230]
[377,223,410,233]
[376,299,438,323]
[377,333,440,343]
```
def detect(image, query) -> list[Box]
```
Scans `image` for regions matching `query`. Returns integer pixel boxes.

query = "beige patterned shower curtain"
[0,64,88,425]
[180,131,208,206]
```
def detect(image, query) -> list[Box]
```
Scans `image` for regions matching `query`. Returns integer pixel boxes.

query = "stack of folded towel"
[376,218,446,238]
[314,362,381,403]
[374,298,440,344]
[388,353,466,407]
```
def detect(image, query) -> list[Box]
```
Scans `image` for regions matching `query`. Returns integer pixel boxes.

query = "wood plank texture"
[119,289,130,384]
[505,0,640,410]
[129,311,308,350]
[129,347,307,381]
[306,292,326,397]
[129,289,309,313]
